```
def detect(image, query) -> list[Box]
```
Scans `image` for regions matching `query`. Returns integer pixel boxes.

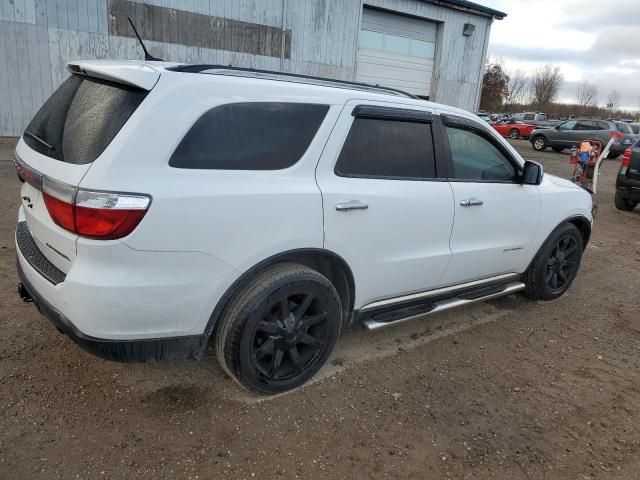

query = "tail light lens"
[610,131,624,140]
[621,148,633,170]
[40,176,150,240]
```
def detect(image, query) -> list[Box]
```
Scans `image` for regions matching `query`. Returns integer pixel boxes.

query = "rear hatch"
[16,61,159,273]
[615,122,636,148]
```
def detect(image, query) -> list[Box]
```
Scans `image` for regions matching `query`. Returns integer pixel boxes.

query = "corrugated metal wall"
[0,0,493,136]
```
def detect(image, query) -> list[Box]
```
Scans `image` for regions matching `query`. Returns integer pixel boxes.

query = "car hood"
[546,173,581,190]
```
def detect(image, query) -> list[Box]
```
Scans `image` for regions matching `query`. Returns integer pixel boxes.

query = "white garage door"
[356,8,437,98]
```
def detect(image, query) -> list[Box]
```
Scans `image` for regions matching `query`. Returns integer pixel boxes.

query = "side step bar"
[362,281,525,330]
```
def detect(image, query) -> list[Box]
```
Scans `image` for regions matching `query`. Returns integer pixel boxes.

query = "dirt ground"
[1,137,639,480]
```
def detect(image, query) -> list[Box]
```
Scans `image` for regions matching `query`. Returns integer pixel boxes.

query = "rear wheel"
[614,191,638,211]
[524,223,584,301]
[552,146,564,152]
[532,136,547,151]
[509,128,520,139]
[215,263,342,394]
[608,152,622,159]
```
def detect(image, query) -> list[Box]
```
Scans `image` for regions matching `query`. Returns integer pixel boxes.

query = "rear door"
[16,63,156,272]
[316,100,454,308]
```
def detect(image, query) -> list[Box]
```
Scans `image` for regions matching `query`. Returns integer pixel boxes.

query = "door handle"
[460,198,484,207]
[335,200,369,211]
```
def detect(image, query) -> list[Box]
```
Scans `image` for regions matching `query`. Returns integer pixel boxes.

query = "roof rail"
[166,64,419,99]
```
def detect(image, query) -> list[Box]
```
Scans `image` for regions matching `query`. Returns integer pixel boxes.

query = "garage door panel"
[355,74,432,92]
[357,63,433,84]
[358,50,434,70]
[356,7,436,97]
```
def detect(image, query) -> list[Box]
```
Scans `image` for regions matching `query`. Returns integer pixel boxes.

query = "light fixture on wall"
[463,23,475,36]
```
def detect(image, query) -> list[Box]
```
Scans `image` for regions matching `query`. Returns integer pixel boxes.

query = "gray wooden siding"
[0,0,493,136]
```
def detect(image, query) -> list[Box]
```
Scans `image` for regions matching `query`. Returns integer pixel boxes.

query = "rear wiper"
[24,130,54,150]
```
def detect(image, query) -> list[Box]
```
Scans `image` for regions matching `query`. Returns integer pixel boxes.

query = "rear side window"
[335,118,436,179]
[170,103,329,170]
[24,75,148,164]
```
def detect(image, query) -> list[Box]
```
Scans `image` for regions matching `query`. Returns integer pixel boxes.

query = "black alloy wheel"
[215,263,341,394]
[545,234,580,293]
[251,292,331,382]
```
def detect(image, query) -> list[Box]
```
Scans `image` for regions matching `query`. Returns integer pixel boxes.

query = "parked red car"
[492,119,536,139]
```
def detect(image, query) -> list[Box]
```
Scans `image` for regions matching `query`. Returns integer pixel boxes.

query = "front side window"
[170,103,329,170]
[335,117,436,179]
[445,127,517,182]
[558,120,577,131]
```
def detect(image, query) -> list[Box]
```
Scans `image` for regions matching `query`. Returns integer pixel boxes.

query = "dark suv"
[531,119,637,158]
[615,140,640,211]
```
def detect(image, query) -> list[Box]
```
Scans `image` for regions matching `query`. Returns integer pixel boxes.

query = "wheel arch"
[203,248,356,342]
[526,214,592,273]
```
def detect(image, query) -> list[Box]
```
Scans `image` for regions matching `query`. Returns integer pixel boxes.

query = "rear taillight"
[74,190,150,239]
[17,155,151,240]
[620,148,633,172]
[610,131,624,140]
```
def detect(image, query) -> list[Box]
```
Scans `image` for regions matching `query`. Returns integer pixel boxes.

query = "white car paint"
[15,60,593,344]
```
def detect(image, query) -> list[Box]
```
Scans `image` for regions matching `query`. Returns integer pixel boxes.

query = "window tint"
[445,127,517,182]
[523,114,535,120]
[597,121,610,130]
[575,120,595,131]
[24,75,148,164]
[335,117,435,179]
[170,103,329,170]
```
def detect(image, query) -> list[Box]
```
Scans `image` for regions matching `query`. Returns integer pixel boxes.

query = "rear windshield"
[23,75,148,164]
[616,122,634,134]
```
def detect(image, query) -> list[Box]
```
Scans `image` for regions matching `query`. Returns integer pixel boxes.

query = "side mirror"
[522,161,543,185]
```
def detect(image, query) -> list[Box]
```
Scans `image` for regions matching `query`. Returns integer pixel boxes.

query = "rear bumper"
[17,260,206,362]
[15,218,237,362]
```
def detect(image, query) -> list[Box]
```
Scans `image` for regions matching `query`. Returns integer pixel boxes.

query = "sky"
[479,0,640,111]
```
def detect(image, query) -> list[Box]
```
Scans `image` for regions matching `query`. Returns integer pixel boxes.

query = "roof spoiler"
[66,61,160,90]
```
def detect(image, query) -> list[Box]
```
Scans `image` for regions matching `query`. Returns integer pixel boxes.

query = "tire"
[215,263,342,394]
[532,136,547,151]
[524,223,584,301]
[552,146,564,153]
[608,152,622,159]
[509,128,520,139]
[615,191,638,211]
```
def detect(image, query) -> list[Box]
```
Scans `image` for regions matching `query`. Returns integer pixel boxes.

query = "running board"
[362,281,525,331]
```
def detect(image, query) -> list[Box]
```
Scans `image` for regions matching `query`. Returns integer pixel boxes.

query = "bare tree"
[576,81,598,107]
[607,89,621,110]
[530,64,564,107]
[505,68,528,105]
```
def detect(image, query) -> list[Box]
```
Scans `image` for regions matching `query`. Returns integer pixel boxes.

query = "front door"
[438,115,541,285]
[316,100,454,309]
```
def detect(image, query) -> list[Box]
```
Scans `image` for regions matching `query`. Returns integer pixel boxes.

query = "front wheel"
[509,128,520,139]
[215,263,342,394]
[524,223,584,301]
[532,136,547,151]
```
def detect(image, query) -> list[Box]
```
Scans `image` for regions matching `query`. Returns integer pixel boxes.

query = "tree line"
[479,61,635,119]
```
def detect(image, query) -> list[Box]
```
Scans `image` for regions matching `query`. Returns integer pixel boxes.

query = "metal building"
[0,0,505,136]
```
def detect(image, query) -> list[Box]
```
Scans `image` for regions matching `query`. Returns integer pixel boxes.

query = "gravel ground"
[1,138,639,479]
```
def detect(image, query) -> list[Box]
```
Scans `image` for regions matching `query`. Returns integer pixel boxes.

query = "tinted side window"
[575,121,595,131]
[445,127,517,182]
[335,117,436,179]
[170,103,329,169]
[523,114,535,120]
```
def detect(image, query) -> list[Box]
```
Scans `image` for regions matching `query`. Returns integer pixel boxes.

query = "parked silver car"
[530,119,637,158]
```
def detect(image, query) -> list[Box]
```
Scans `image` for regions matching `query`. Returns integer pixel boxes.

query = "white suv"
[15,61,593,394]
